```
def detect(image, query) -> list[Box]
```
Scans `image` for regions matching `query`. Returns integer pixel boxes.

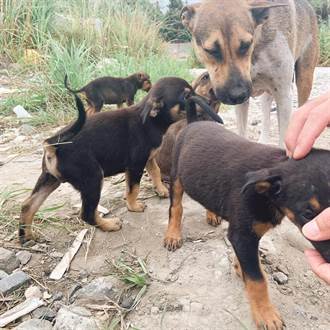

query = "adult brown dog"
[19,77,222,244]
[181,0,319,145]
[64,72,151,115]
[164,120,330,329]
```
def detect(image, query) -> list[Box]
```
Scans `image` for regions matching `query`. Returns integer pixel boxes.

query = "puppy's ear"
[181,4,200,31]
[241,169,282,197]
[141,98,164,124]
[248,1,287,25]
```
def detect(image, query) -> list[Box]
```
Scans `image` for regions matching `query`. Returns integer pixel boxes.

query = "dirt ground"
[1,68,330,329]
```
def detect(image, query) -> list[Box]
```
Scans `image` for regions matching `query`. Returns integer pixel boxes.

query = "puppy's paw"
[254,306,284,330]
[97,217,122,232]
[127,201,146,212]
[206,211,221,227]
[164,234,183,252]
[19,226,37,246]
[155,184,169,198]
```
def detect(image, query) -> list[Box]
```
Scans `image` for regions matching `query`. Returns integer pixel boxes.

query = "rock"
[273,271,288,285]
[55,306,98,330]
[51,291,64,302]
[190,302,204,314]
[14,319,53,330]
[25,286,42,299]
[0,270,9,280]
[32,306,57,321]
[18,124,35,136]
[120,296,134,309]
[13,105,32,118]
[74,276,121,304]
[151,306,159,315]
[0,247,20,272]
[0,271,30,295]
[43,291,52,300]
[16,251,32,265]
[49,251,64,259]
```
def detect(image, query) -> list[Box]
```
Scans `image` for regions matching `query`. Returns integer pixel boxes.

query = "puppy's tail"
[64,74,83,94]
[186,95,224,124]
[46,94,86,146]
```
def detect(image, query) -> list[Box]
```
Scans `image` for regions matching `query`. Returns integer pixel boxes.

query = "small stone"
[151,306,159,315]
[120,296,134,309]
[273,271,288,285]
[18,124,35,136]
[23,240,36,248]
[43,291,52,300]
[51,291,64,302]
[55,306,99,330]
[32,306,57,321]
[78,269,89,279]
[0,247,20,273]
[0,270,30,295]
[190,302,204,314]
[0,270,9,280]
[14,319,53,330]
[251,119,261,126]
[16,251,32,265]
[25,286,42,299]
[68,284,82,303]
[74,276,122,304]
[13,105,32,118]
[49,251,64,259]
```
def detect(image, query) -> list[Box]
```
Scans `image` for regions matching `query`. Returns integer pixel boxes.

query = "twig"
[84,227,95,263]
[1,244,46,253]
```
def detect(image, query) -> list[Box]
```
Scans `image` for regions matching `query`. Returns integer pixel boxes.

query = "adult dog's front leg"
[228,225,284,330]
[146,158,169,198]
[235,100,249,138]
[125,169,146,212]
[258,93,273,145]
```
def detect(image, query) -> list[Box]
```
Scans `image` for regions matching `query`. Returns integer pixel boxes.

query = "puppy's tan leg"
[117,103,123,109]
[206,209,221,226]
[146,158,169,198]
[86,106,97,116]
[164,178,184,251]
[94,212,122,232]
[125,171,146,212]
[19,172,60,244]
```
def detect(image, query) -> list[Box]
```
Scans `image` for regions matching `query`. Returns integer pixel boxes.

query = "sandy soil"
[0,68,330,330]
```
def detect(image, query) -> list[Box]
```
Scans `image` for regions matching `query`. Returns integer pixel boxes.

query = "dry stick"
[1,244,46,253]
[49,229,88,280]
[84,227,95,263]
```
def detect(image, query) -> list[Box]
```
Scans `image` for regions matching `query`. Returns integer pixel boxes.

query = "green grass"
[0,0,192,127]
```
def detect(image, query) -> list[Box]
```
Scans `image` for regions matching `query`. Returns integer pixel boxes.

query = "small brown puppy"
[164,121,330,329]
[155,71,221,226]
[64,72,152,115]
[19,77,222,244]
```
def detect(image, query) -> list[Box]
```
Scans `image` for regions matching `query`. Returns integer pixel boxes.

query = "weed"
[319,22,330,66]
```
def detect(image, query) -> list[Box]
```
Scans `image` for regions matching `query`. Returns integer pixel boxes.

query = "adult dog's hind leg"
[228,224,284,330]
[164,178,184,251]
[19,172,60,244]
[146,158,169,198]
[125,169,146,212]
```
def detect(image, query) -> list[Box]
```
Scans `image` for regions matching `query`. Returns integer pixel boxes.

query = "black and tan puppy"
[156,71,221,226]
[164,121,330,329]
[19,77,222,244]
[64,72,152,115]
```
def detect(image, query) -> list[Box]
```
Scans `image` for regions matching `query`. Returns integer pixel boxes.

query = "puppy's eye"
[202,73,209,81]
[238,41,252,56]
[204,45,223,61]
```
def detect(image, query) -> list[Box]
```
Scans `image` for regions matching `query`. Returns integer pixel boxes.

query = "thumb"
[302,208,330,241]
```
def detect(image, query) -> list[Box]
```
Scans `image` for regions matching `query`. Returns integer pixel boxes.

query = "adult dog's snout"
[215,82,252,105]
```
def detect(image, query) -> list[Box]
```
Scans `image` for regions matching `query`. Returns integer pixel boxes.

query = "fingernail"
[302,221,320,239]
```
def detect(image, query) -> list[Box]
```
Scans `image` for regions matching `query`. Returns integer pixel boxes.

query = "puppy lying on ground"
[19,77,222,244]
[164,121,330,329]
[64,72,152,115]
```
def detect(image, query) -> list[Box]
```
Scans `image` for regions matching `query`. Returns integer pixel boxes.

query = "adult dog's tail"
[186,95,224,124]
[64,74,83,94]
[46,95,86,146]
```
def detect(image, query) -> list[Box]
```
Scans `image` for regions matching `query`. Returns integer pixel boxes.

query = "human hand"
[302,208,330,284]
[285,91,330,159]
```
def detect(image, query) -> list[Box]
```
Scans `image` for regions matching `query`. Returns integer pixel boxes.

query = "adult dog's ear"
[141,98,164,123]
[248,1,287,26]
[181,4,201,31]
[241,169,282,197]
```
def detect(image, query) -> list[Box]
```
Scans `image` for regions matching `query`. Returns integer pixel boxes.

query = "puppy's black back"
[173,121,286,218]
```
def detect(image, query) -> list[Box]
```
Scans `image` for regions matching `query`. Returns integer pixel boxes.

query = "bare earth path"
[0,68,330,329]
